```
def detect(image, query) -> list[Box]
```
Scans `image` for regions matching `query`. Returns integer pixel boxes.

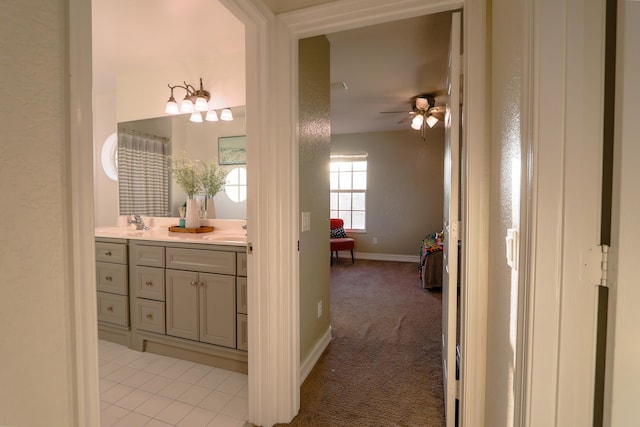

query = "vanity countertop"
[95,218,247,247]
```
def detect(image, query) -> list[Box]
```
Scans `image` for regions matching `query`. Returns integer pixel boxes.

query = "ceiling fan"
[381,93,446,139]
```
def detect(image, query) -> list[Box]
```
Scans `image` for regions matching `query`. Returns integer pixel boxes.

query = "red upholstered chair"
[330,218,355,265]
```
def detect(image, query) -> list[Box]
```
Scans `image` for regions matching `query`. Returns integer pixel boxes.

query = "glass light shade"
[411,114,424,130]
[220,108,233,121]
[194,96,209,111]
[426,115,439,128]
[180,97,195,113]
[165,97,179,114]
[190,112,203,123]
[205,110,219,122]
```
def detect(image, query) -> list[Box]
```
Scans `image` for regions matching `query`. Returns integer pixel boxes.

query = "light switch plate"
[301,211,311,232]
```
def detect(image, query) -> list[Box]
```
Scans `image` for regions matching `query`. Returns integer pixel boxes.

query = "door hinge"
[450,220,461,241]
[600,245,609,287]
[581,244,609,287]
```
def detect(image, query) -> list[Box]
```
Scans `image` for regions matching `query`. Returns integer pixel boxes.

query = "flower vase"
[185,199,201,229]
[205,197,216,219]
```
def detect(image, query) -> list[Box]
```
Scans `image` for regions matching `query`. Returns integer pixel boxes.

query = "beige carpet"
[279,259,445,426]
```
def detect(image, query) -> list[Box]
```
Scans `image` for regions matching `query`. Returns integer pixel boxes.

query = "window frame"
[330,153,367,231]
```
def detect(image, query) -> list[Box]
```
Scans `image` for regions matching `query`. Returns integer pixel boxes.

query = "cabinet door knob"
[190,281,198,286]
[198,281,204,287]
[104,251,112,256]
[145,314,153,320]
[145,281,153,286]
[106,306,114,312]
[105,275,112,281]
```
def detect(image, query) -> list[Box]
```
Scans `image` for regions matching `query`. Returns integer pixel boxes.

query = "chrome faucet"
[128,215,149,230]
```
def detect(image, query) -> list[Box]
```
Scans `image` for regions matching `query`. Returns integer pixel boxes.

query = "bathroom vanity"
[95,220,248,373]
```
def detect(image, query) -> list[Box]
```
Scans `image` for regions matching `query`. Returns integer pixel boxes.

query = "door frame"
[66,0,490,426]
[271,0,490,425]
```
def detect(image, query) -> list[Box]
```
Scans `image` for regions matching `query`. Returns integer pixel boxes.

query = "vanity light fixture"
[165,78,233,123]
[166,77,210,114]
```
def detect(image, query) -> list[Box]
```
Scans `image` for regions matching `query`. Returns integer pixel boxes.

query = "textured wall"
[0,0,75,425]
[331,129,445,256]
[298,36,332,362]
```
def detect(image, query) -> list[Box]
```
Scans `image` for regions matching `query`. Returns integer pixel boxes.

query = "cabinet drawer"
[166,248,235,275]
[95,242,127,264]
[135,245,165,267]
[97,292,129,326]
[96,262,128,295]
[135,266,165,301]
[236,277,247,314]
[135,299,165,334]
[237,314,248,351]
[237,252,247,277]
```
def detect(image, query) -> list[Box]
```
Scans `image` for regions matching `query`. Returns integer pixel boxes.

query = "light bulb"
[205,110,219,122]
[194,96,209,111]
[220,108,233,121]
[165,97,179,114]
[190,112,203,123]
[411,114,424,130]
[180,97,194,113]
[426,115,439,128]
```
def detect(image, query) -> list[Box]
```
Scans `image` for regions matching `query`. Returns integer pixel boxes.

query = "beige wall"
[331,129,444,256]
[0,1,78,425]
[298,36,332,362]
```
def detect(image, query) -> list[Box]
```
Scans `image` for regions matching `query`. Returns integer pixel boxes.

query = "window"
[224,167,247,202]
[330,154,367,230]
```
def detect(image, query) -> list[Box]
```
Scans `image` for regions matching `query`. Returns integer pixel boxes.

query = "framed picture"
[218,135,246,165]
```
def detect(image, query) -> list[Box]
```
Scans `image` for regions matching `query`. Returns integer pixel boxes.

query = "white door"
[442,11,461,427]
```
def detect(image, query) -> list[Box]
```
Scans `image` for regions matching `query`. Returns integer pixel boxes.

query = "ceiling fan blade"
[398,114,414,124]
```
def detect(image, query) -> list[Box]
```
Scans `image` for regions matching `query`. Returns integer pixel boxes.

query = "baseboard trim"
[354,252,419,263]
[300,326,332,385]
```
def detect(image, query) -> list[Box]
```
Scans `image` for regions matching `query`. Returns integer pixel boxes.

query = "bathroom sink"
[202,234,247,243]
[95,227,148,238]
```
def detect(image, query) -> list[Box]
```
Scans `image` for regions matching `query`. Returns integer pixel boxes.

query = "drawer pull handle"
[104,251,112,256]
[145,314,153,320]
[145,281,153,286]
[106,306,114,312]
[105,275,112,281]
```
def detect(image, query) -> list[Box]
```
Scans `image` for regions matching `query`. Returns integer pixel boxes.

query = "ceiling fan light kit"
[165,77,233,123]
[409,93,444,139]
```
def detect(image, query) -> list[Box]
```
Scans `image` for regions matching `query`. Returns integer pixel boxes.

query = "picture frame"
[218,135,246,165]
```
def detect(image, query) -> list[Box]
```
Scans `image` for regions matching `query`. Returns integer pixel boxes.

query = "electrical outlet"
[317,300,323,318]
[373,237,378,244]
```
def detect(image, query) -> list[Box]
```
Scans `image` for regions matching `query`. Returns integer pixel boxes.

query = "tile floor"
[99,340,249,427]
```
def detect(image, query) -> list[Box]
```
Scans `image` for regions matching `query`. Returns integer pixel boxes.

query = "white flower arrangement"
[200,161,227,199]
[169,153,202,199]
[169,154,226,200]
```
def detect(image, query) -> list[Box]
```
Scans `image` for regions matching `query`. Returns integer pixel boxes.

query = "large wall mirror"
[113,106,246,220]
